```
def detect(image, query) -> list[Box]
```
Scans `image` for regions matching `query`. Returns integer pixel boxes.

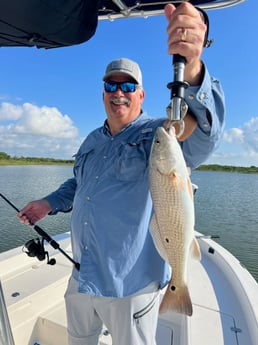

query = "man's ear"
[140,89,145,102]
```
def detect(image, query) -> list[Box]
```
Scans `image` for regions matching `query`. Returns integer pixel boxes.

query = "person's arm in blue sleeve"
[45,177,77,215]
[181,63,225,169]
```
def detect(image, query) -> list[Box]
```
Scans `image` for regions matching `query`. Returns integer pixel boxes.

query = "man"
[18,3,225,345]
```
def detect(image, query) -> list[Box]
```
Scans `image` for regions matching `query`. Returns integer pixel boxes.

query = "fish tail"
[159,283,193,316]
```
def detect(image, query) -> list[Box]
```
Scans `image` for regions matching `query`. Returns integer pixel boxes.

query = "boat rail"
[0,280,15,345]
[98,0,246,21]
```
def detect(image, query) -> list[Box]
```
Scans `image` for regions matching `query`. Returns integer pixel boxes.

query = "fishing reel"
[23,238,56,266]
[0,193,80,270]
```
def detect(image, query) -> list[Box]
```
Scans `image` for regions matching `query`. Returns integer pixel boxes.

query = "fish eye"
[155,139,160,144]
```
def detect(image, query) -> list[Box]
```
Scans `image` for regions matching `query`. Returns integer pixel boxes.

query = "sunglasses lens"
[104,82,137,93]
[120,82,136,92]
[104,82,117,93]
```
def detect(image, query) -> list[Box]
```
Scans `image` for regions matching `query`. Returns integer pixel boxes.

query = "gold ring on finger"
[181,28,187,42]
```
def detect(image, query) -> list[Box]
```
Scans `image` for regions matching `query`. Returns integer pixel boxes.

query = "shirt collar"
[102,112,147,137]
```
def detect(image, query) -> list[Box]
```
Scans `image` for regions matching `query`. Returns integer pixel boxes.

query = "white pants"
[64,276,160,345]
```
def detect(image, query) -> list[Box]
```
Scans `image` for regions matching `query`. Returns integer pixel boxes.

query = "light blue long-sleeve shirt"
[45,65,225,297]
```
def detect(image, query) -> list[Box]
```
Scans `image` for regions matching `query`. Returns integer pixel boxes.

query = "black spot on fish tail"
[159,283,193,316]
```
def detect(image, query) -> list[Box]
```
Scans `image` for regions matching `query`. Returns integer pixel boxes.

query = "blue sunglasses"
[104,81,139,93]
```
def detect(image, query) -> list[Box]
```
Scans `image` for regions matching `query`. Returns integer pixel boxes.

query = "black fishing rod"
[0,193,80,271]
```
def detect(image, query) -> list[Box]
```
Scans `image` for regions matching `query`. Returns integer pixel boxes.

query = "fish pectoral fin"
[150,214,169,262]
[171,172,185,192]
[190,237,202,260]
[187,176,193,200]
[159,283,193,316]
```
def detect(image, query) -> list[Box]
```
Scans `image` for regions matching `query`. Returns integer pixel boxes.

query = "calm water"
[0,166,257,282]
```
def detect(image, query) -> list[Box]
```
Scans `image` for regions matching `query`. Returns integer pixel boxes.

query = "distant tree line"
[196,164,258,174]
[0,152,74,165]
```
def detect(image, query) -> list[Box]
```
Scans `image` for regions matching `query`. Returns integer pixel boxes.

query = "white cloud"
[242,117,258,153]
[207,117,258,167]
[0,102,23,121]
[0,102,83,158]
[223,127,243,144]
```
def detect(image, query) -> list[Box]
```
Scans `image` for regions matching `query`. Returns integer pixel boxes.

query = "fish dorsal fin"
[190,238,201,261]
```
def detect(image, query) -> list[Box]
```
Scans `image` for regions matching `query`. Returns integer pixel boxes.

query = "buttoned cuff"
[44,193,62,215]
[184,63,216,136]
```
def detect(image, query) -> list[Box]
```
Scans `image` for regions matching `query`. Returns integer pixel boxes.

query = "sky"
[0,0,258,167]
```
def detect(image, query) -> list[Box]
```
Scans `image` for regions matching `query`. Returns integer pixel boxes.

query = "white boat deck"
[0,233,257,345]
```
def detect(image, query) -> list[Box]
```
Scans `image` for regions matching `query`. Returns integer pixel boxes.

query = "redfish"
[149,126,201,316]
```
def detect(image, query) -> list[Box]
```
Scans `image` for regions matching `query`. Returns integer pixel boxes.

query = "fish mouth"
[159,126,175,137]
[110,96,131,107]
[156,126,169,137]
[153,127,171,145]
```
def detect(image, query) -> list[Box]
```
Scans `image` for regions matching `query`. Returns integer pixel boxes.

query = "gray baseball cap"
[103,58,142,86]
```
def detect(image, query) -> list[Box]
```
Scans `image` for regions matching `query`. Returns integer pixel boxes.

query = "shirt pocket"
[73,147,95,184]
[115,134,153,182]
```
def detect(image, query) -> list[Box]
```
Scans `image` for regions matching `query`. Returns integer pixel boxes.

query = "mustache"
[110,96,131,106]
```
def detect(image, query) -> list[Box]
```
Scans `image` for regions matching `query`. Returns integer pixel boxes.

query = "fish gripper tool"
[166,54,189,137]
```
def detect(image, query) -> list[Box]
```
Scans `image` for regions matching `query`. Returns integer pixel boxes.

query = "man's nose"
[114,86,125,94]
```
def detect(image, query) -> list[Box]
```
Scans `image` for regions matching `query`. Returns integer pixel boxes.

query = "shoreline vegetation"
[0,152,74,166]
[0,152,258,173]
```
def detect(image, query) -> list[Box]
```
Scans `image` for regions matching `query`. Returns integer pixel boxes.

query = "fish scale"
[150,172,190,283]
[149,126,201,316]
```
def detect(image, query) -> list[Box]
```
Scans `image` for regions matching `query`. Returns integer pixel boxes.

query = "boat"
[0,0,246,49]
[0,229,257,345]
[1,1,257,344]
